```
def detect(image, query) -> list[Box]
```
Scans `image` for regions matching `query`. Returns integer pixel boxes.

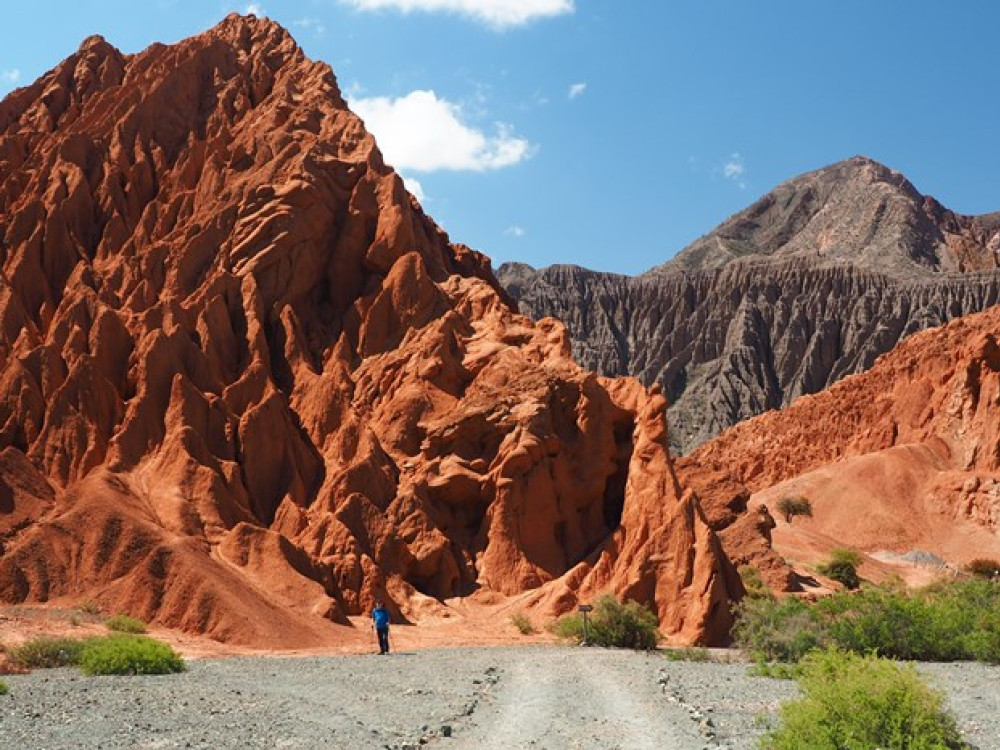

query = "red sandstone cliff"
[0,15,738,646]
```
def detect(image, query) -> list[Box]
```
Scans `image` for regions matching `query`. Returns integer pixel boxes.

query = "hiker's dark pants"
[377,626,390,653]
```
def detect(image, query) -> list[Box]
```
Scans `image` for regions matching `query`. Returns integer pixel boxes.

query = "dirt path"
[443,649,707,749]
[2,645,995,749]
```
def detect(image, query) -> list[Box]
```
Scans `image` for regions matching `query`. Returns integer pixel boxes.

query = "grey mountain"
[498,157,1000,454]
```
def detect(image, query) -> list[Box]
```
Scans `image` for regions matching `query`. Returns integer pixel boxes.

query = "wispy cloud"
[339,0,574,30]
[1,69,21,84]
[344,80,365,99]
[402,175,426,202]
[293,17,326,35]
[723,153,747,189]
[504,225,526,238]
[568,82,587,100]
[244,3,263,15]
[350,89,534,172]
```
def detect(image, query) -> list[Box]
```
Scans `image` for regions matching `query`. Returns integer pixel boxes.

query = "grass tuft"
[510,612,536,635]
[663,647,712,662]
[104,614,148,634]
[77,600,101,615]
[748,659,801,680]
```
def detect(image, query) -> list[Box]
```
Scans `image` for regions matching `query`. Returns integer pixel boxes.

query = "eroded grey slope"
[499,157,1000,454]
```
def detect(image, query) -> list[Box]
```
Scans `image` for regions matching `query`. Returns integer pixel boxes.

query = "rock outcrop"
[0,15,738,645]
[680,303,1000,587]
[499,158,1000,454]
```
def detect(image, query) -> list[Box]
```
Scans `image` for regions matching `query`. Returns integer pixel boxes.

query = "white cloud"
[504,225,526,238]
[1,69,21,84]
[244,3,263,15]
[723,153,747,189]
[350,90,533,172]
[402,175,426,202]
[568,82,587,100]
[293,17,326,35]
[339,0,574,29]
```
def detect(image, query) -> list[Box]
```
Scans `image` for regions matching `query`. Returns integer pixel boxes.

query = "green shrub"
[762,648,966,749]
[817,547,862,589]
[734,579,1000,665]
[820,580,1000,663]
[79,635,185,676]
[965,558,1000,579]
[590,596,660,650]
[823,547,862,568]
[510,612,536,635]
[739,565,775,601]
[820,588,948,661]
[732,595,826,663]
[550,612,584,640]
[551,596,660,650]
[775,496,813,524]
[104,614,147,634]
[11,637,88,668]
[0,679,8,695]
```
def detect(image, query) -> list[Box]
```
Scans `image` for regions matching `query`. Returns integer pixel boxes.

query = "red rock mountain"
[680,302,1000,589]
[0,16,738,646]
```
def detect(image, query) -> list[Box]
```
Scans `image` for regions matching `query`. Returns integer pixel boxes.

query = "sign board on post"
[578,604,593,645]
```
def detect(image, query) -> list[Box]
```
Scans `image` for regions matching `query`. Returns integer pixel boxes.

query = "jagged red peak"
[0,14,344,140]
[0,19,739,647]
[77,34,114,52]
[193,13,302,64]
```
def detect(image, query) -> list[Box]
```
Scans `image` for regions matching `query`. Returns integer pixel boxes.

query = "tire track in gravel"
[441,649,707,750]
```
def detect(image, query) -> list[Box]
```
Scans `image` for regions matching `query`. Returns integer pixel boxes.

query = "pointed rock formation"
[0,16,737,646]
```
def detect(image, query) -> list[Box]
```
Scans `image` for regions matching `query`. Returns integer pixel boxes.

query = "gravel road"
[0,646,996,749]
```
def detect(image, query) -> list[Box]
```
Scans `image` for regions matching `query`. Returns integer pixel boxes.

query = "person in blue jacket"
[371,600,391,654]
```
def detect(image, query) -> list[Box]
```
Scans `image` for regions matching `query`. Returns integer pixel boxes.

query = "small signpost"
[578,604,593,646]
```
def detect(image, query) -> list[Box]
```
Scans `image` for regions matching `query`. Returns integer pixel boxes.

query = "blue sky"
[1,1,998,275]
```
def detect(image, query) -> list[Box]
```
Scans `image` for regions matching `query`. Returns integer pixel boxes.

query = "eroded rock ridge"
[0,16,737,645]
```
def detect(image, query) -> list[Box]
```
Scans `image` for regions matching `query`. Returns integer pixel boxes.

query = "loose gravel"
[0,646,996,749]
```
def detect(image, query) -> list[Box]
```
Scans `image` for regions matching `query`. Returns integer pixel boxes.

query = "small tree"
[818,548,862,590]
[776,496,813,524]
